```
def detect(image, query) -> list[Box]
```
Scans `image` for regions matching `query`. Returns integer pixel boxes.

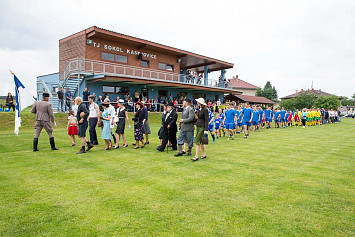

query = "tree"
[314,96,341,110]
[341,96,355,106]
[256,81,278,101]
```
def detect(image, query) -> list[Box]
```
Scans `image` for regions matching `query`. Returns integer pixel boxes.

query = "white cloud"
[0,0,354,97]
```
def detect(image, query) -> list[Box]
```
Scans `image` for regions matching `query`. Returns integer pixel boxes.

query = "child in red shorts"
[67,110,78,146]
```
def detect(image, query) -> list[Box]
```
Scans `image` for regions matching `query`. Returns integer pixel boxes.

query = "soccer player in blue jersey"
[258,106,264,128]
[222,103,237,140]
[214,113,222,138]
[241,102,253,138]
[264,106,272,129]
[236,105,243,134]
[218,108,226,137]
[208,109,216,142]
[252,105,260,132]
[274,109,281,128]
[280,107,287,128]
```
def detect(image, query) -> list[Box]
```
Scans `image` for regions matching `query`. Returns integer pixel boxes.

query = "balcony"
[60,58,232,90]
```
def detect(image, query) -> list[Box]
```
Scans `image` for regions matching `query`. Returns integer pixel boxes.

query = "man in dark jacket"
[75,96,94,154]
[156,102,177,152]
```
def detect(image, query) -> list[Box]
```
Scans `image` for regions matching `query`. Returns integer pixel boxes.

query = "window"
[102,52,115,61]
[115,86,129,94]
[159,62,174,71]
[166,64,173,71]
[158,90,168,97]
[115,55,127,63]
[141,60,149,67]
[192,93,206,99]
[103,86,115,93]
[53,86,58,92]
[159,63,166,70]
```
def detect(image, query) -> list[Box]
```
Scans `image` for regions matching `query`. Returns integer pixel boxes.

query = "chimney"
[236,75,238,80]
[301,89,304,92]
[296,89,298,93]
[232,76,235,79]
[311,88,314,92]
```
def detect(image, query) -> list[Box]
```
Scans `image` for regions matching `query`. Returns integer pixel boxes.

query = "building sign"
[91,41,157,59]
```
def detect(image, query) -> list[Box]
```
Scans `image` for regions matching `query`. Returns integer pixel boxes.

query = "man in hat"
[75,96,94,154]
[156,102,177,152]
[175,98,195,156]
[31,92,59,151]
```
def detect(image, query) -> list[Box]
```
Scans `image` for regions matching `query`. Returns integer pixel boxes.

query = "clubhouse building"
[37,26,241,108]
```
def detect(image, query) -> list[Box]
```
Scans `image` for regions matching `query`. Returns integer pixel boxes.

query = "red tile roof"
[228,78,259,89]
[225,94,275,104]
[280,89,336,100]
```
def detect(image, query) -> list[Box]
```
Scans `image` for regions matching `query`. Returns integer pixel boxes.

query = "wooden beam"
[180,62,216,70]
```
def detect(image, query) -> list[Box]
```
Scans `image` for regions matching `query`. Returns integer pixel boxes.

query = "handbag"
[97,120,103,127]
[201,134,208,145]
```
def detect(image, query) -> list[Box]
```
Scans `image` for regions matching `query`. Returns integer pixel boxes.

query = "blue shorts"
[259,119,262,124]
[275,119,279,123]
[243,121,251,127]
[252,121,259,126]
[220,124,225,128]
[208,124,214,132]
[281,118,285,122]
[215,124,220,130]
[225,123,235,130]
[237,122,243,127]
[265,117,270,122]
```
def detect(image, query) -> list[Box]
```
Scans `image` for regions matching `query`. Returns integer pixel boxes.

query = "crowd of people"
[31,89,341,162]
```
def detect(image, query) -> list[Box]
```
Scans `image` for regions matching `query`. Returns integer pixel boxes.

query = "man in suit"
[31,92,58,152]
[156,102,177,152]
[175,99,195,156]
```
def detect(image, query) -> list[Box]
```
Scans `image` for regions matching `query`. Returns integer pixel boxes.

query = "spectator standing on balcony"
[5,92,15,112]
[57,87,64,112]
[65,88,72,112]
[82,87,90,109]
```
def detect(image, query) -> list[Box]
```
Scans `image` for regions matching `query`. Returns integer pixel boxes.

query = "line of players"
[206,102,324,141]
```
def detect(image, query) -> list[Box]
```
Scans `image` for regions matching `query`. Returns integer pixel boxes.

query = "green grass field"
[0,111,354,236]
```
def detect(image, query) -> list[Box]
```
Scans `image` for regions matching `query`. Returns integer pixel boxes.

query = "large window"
[103,86,115,93]
[158,90,168,97]
[103,85,129,94]
[141,60,149,67]
[102,52,115,61]
[159,62,174,71]
[115,55,127,63]
[192,93,206,99]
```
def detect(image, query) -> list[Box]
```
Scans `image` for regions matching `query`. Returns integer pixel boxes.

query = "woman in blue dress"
[100,102,112,150]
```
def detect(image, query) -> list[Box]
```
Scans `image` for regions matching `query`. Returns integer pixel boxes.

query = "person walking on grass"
[67,110,78,146]
[222,102,237,140]
[252,105,260,132]
[175,99,195,157]
[142,103,151,145]
[301,108,307,128]
[241,102,253,138]
[132,101,145,149]
[88,95,100,145]
[31,92,59,152]
[113,99,131,149]
[191,98,209,162]
[100,102,113,150]
[156,102,177,152]
[75,96,94,154]
[103,98,117,145]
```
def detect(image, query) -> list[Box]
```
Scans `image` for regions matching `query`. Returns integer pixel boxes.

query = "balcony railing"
[60,58,232,89]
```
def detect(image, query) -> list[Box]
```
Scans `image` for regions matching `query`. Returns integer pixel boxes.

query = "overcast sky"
[0,0,354,98]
